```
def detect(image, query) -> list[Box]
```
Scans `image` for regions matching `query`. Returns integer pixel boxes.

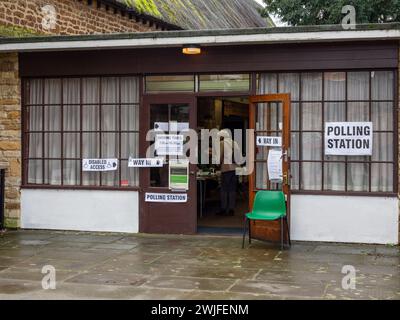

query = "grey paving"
[0,230,398,300]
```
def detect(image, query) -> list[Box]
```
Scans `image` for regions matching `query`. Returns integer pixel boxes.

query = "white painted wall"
[291,195,399,244]
[21,189,139,233]
[21,190,399,244]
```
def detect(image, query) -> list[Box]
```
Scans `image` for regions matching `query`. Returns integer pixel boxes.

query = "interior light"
[182,44,201,55]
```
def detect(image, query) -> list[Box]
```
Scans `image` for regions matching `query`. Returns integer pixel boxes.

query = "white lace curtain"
[27,77,140,187]
[258,71,394,192]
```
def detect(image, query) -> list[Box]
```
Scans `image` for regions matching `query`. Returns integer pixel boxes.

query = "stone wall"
[0,0,161,35]
[0,53,21,228]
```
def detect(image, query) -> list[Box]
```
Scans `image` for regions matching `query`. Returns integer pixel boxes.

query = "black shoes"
[228,209,235,216]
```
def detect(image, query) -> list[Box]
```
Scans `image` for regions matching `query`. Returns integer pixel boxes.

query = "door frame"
[248,93,291,241]
[139,94,197,234]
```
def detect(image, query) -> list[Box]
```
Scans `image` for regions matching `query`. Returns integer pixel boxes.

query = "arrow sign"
[128,158,164,168]
[256,136,282,147]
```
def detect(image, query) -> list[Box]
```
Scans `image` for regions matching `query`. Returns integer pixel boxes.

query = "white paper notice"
[267,149,283,181]
[154,122,189,132]
[154,122,169,132]
[170,122,189,132]
[82,159,118,172]
[155,134,184,156]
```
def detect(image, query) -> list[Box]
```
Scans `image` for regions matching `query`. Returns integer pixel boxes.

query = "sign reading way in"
[145,193,188,203]
[82,159,118,172]
[155,134,184,156]
[257,136,282,147]
[325,122,373,156]
[128,158,164,168]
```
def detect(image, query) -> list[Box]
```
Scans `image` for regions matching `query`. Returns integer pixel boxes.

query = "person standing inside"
[216,129,240,216]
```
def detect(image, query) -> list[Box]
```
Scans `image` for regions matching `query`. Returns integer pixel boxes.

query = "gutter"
[0,28,399,52]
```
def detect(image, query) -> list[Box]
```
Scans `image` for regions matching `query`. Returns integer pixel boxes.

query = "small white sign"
[325,122,373,156]
[154,122,169,132]
[154,122,189,132]
[145,193,188,203]
[128,158,164,168]
[170,122,189,132]
[267,149,283,181]
[82,159,118,172]
[257,136,282,147]
[155,134,184,156]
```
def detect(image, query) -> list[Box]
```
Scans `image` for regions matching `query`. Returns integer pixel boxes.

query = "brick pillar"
[0,53,21,228]
[398,41,400,241]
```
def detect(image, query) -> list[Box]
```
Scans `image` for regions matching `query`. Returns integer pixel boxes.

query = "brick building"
[0,0,270,228]
[2,2,397,245]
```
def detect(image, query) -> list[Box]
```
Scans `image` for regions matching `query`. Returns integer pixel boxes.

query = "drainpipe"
[0,163,6,230]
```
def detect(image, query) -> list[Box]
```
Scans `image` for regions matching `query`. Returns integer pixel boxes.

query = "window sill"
[21,185,140,192]
[290,190,398,197]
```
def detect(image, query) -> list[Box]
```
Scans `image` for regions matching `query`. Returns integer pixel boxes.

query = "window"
[145,74,251,93]
[24,77,140,188]
[145,75,195,93]
[199,74,250,92]
[258,71,396,193]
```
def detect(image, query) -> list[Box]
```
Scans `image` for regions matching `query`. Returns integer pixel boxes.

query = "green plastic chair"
[242,191,291,250]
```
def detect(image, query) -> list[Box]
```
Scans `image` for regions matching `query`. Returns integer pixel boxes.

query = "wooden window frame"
[257,70,398,196]
[22,76,141,191]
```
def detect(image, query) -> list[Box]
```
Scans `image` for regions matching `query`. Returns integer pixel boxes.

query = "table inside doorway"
[197,171,220,218]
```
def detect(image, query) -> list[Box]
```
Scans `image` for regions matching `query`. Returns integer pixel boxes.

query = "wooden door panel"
[140,95,197,235]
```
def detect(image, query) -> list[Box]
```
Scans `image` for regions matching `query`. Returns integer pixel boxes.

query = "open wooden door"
[249,94,291,242]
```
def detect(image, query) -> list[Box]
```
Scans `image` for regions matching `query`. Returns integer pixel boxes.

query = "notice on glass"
[325,122,373,156]
[82,159,118,172]
[267,149,283,182]
[169,159,189,190]
[155,134,184,156]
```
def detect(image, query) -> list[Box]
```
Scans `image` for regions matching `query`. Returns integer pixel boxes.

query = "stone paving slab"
[143,276,235,291]
[0,230,399,300]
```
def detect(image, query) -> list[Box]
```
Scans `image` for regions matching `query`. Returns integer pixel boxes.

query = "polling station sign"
[325,122,373,156]
[82,159,118,171]
[145,193,188,203]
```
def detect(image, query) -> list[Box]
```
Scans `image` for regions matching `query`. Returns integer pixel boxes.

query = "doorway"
[197,97,249,233]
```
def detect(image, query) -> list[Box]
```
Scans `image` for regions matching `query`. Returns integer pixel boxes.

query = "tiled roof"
[117,0,272,29]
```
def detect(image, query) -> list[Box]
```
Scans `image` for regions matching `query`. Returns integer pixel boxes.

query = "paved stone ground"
[0,230,399,300]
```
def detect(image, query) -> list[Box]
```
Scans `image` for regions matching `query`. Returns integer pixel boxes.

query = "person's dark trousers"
[220,170,237,213]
